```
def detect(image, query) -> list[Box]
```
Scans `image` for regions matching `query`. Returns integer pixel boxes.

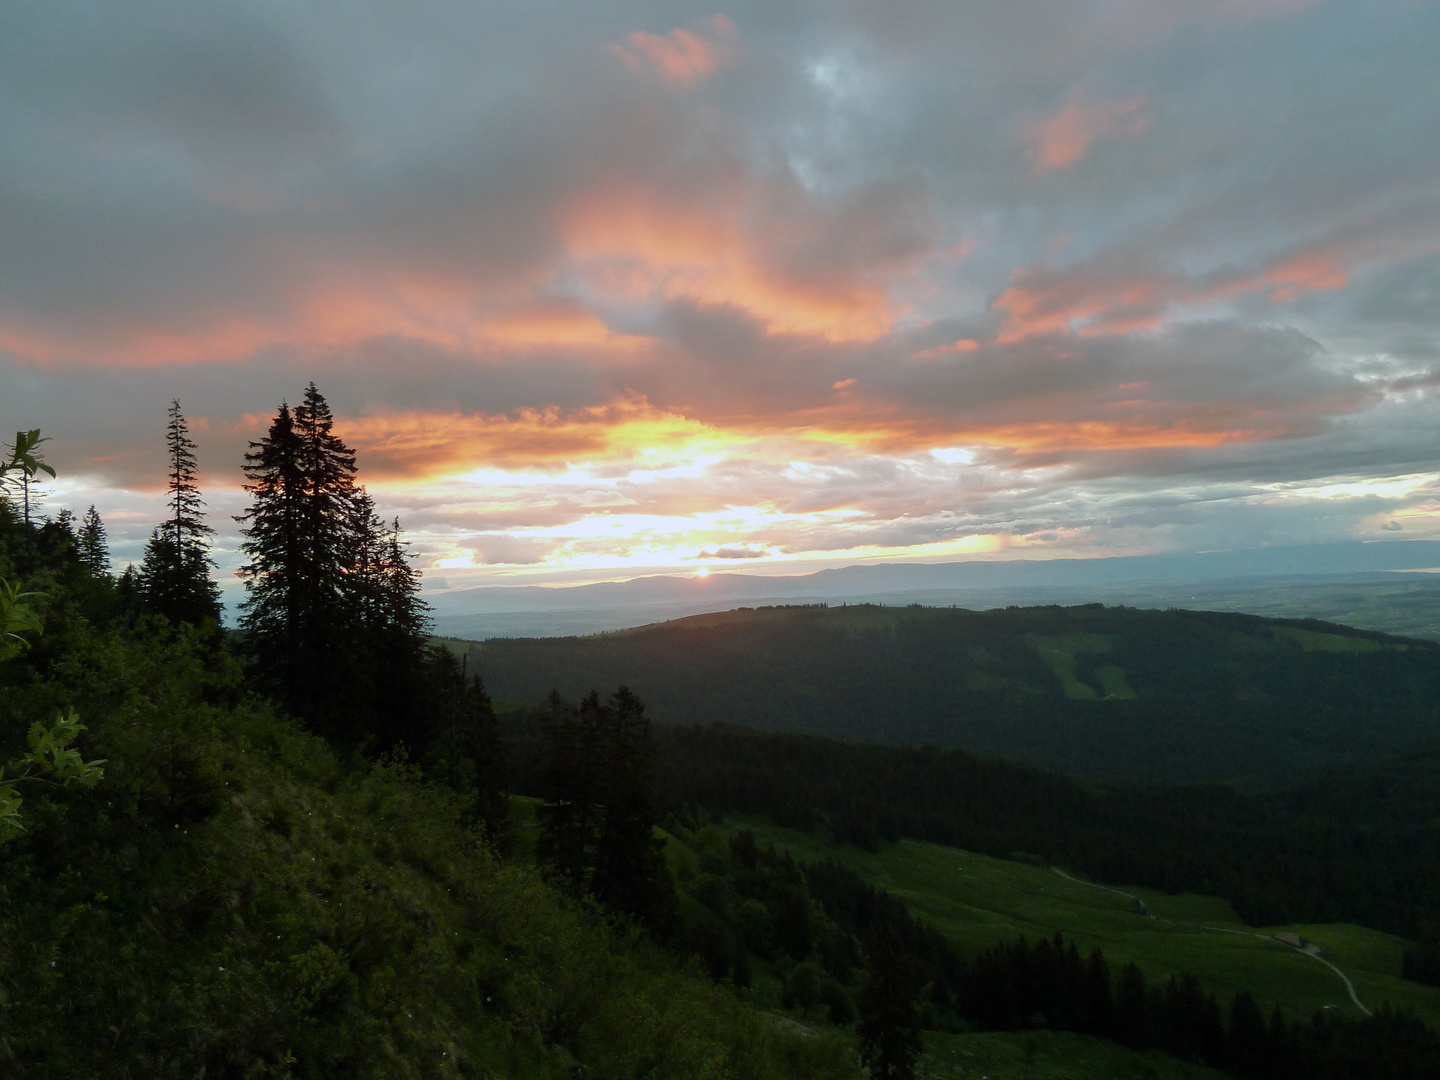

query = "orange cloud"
[562,185,898,342]
[0,266,527,367]
[993,265,1173,342]
[333,395,749,477]
[914,338,979,359]
[961,420,1273,452]
[610,15,735,84]
[1028,95,1148,173]
[992,239,1376,343]
[479,297,655,353]
[1210,249,1348,302]
[780,413,1271,457]
[0,268,661,367]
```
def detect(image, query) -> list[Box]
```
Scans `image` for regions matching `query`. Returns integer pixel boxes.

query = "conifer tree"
[537,691,607,899]
[857,925,924,1080]
[237,383,430,744]
[537,687,675,930]
[589,686,675,931]
[238,390,359,734]
[350,496,434,749]
[77,505,110,576]
[426,648,508,842]
[138,401,221,624]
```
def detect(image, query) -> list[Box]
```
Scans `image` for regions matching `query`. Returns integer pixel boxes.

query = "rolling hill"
[458,603,1440,783]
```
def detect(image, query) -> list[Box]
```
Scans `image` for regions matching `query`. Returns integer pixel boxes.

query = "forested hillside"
[463,603,1440,782]
[9,413,1440,1079]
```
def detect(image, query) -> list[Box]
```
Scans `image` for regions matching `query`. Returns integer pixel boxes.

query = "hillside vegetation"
[0,427,860,1078]
[0,599,855,1077]
[461,603,1440,782]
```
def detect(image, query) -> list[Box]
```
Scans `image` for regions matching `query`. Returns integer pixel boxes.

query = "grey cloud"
[694,547,768,559]
[466,533,550,566]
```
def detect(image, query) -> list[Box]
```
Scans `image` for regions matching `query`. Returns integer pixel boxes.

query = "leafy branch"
[0,710,107,842]
[1,577,44,659]
[1,428,56,524]
[1,571,105,843]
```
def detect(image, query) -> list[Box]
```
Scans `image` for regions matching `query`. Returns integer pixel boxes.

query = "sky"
[4,0,1440,602]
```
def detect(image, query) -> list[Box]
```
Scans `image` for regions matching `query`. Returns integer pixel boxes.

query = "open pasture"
[735,820,1440,1027]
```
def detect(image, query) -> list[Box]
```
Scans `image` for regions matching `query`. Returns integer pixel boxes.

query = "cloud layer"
[4,0,1440,595]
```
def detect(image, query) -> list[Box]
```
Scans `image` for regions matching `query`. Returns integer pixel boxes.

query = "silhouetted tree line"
[628,722,1440,952]
[960,931,1440,1080]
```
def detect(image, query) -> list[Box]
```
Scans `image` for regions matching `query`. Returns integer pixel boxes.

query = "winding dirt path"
[1049,866,1372,1017]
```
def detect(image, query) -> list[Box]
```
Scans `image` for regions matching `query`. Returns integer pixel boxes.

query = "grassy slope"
[921,1030,1226,1080]
[731,821,1440,1030]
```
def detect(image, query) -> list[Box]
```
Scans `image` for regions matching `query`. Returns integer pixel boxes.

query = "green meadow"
[919,1030,1226,1080]
[730,820,1440,1028]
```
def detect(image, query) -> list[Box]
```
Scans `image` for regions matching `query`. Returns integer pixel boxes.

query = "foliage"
[0,524,862,1078]
[0,577,43,659]
[0,708,107,843]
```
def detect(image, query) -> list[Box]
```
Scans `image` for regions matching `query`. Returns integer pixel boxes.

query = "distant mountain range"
[429,540,1440,640]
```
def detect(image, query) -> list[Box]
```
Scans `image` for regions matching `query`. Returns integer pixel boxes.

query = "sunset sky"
[4,0,1440,601]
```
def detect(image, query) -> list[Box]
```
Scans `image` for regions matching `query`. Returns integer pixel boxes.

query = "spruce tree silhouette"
[237,384,402,740]
[77,505,110,577]
[857,925,924,1080]
[137,401,221,624]
[427,647,509,843]
[536,687,675,931]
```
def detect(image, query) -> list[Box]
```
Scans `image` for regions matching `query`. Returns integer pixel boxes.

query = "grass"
[731,820,1440,1028]
[1269,626,1391,652]
[1029,633,1137,700]
[920,1030,1226,1080]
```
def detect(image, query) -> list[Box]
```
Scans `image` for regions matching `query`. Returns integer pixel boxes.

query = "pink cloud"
[560,182,906,342]
[610,15,735,85]
[1027,95,1149,173]
[993,263,1173,342]
[991,232,1423,343]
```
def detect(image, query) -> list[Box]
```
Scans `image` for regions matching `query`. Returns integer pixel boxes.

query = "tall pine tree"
[137,401,221,624]
[857,926,924,1080]
[536,687,675,931]
[236,383,430,746]
[425,647,508,843]
[238,388,358,737]
[589,686,674,932]
[77,505,110,577]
